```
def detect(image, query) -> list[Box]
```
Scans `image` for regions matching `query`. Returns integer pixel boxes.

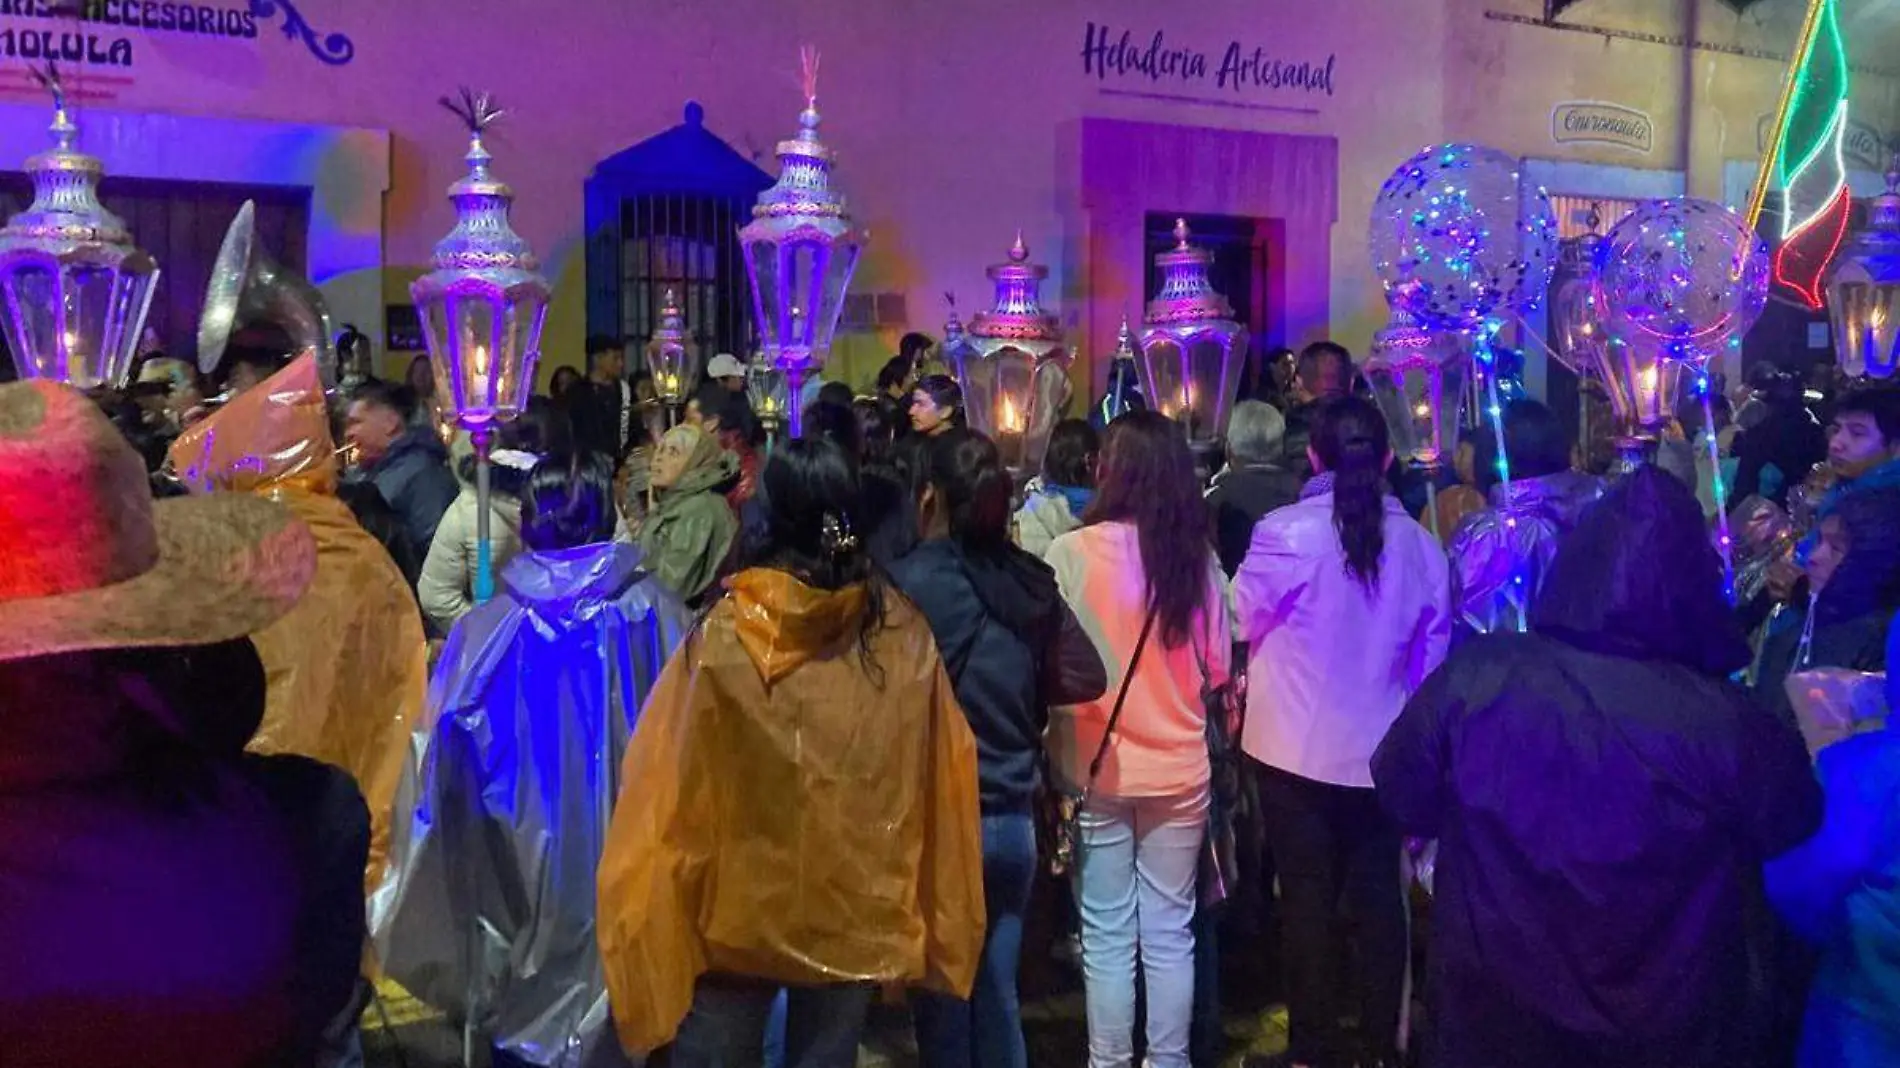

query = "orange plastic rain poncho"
[168,355,428,888]
[597,568,985,1054]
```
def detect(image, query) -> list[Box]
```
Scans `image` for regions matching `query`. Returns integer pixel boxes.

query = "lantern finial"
[1173,218,1191,250]
[1116,312,1135,356]
[440,87,504,184]
[28,62,73,153]
[1009,231,1028,263]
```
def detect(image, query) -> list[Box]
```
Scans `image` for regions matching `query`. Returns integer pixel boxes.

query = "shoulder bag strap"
[1084,604,1160,788]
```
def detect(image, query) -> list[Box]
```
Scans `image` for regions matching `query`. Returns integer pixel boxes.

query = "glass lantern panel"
[451,295,501,425]
[0,265,60,383]
[1185,332,1248,449]
[1600,338,1686,437]
[420,296,453,407]
[788,243,819,349]
[814,242,857,354]
[497,296,543,421]
[1369,359,1469,470]
[962,346,1033,469]
[1830,280,1900,380]
[107,266,159,390]
[745,239,783,356]
[1138,338,1191,437]
[64,263,126,390]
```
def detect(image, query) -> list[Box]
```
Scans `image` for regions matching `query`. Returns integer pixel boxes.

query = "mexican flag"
[1770,0,1852,309]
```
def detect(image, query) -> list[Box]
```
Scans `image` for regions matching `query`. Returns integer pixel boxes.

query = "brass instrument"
[198,199,338,387]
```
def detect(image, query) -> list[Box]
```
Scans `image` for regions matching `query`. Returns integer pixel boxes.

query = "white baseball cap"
[706,353,747,380]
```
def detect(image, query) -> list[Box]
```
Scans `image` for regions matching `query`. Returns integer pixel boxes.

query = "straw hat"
[0,380,315,662]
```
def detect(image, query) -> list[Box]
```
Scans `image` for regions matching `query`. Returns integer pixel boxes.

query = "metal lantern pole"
[411,88,550,610]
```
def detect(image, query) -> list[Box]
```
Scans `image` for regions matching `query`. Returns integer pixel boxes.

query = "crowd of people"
[3,326,1899,1068]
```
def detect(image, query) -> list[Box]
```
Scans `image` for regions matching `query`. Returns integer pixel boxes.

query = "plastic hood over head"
[596,568,985,1053]
[374,542,692,1066]
[168,353,339,498]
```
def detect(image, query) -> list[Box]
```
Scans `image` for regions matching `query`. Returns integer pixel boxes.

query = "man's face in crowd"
[593,349,626,382]
[344,400,405,466]
[1807,514,1850,593]
[721,375,747,393]
[1827,411,1899,478]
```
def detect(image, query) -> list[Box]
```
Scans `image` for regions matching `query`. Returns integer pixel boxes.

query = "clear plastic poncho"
[372,542,692,1067]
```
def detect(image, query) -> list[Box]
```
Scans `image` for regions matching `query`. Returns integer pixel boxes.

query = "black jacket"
[1204,464,1301,576]
[1733,402,1827,506]
[1374,634,1820,1068]
[888,539,1106,814]
[1374,467,1824,1068]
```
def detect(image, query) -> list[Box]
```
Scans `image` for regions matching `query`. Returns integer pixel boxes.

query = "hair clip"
[820,510,859,557]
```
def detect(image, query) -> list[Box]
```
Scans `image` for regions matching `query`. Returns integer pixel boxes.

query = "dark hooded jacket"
[1756,487,1900,731]
[1372,468,1822,1068]
[888,539,1106,814]
[0,640,366,1068]
[362,427,459,565]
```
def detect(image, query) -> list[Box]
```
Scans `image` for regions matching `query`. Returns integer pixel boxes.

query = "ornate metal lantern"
[738,48,863,437]
[1827,159,1900,380]
[412,90,549,430]
[951,234,1072,477]
[1136,220,1249,455]
[746,328,790,443]
[0,65,157,389]
[1365,304,1470,471]
[649,287,697,424]
[411,89,550,604]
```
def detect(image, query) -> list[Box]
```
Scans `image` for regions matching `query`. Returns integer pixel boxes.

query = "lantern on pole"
[410,88,550,604]
[1136,219,1249,457]
[746,328,790,445]
[648,287,697,425]
[738,47,863,438]
[1366,303,1471,473]
[1826,158,1900,381]
[0,63,158,389]
[951,233,1072,478]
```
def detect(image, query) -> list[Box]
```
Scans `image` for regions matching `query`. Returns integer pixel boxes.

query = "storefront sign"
[1080,21,1337,104]
[0,0,353,70]
[1551,102,1654,153]
[1757,113,1884,171]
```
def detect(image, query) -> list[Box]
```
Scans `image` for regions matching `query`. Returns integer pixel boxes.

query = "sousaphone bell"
[198,199,337,387]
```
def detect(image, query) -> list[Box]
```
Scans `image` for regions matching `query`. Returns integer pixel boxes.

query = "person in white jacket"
[1230,396,1450,1068]
[1013,418,1098,559]
[418,400,566,633]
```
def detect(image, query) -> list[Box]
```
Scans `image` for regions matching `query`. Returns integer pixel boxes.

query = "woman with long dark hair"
[1044,410,1232,1068]
[598,437,985,1066]
[891,429,1106,1068]
[1232,396,1450,1068]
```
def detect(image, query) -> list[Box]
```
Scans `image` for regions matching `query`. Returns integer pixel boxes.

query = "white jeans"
[1073,789,1208,1068]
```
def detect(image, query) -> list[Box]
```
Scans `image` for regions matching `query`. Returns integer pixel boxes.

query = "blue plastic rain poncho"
[1763,628,1900,1068]
[372,542,692,1068]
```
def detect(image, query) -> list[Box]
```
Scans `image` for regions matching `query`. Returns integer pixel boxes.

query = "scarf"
[1046,483,1094,518]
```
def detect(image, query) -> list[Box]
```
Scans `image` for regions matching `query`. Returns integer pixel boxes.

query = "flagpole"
[1743,0,1830,239]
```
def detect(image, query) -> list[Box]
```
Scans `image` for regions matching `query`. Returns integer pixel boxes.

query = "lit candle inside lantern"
[997,393,1026,466]
[471,343,491,405]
